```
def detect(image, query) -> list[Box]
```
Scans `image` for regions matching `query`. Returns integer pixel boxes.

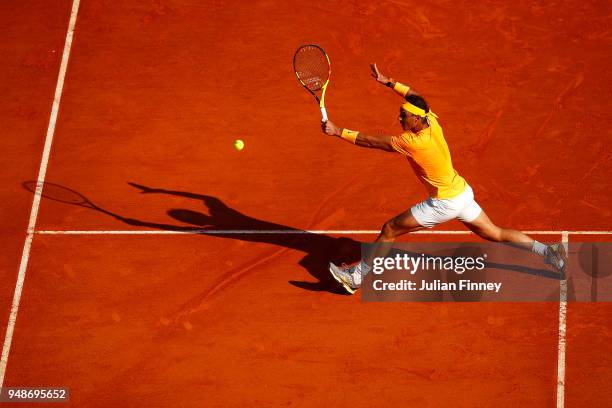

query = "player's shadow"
[121,183,361,294]
[121,183,561,289]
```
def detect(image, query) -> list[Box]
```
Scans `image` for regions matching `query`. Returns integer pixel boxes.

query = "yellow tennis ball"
[233,139,245,151]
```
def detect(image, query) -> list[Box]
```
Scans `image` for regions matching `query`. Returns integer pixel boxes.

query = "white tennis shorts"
[411,185,482,228]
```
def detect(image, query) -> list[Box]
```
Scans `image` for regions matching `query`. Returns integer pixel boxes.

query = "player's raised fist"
[370,63,390,85]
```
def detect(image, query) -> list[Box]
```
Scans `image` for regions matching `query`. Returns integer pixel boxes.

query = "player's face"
[399,108,415,131]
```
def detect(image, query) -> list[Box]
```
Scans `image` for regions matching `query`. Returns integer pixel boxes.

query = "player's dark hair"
[405,94,429,124]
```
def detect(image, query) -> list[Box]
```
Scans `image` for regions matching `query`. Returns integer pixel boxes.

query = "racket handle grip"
[320,107,328,123]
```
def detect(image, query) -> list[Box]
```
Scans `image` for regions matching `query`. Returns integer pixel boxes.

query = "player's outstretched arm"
[323,120,395,152]
[370,63,416,97]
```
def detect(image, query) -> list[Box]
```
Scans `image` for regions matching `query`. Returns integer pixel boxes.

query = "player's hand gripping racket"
[293,44,331,123]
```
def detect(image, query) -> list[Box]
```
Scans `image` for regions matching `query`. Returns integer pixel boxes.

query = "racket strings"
[294,46,329,91]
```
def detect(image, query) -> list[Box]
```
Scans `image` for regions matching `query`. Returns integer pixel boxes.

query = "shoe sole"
[329,263,357,295]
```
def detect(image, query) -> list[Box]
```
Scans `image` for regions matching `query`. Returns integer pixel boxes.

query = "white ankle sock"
[532,241,547,257]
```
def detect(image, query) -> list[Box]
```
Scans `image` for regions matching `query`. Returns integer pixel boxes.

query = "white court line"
[34,229,612,235]
[556,231,569,408]
[0,0,81,387]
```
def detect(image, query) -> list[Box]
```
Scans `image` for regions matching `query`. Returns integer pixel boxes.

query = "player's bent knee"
[381,221,398,241]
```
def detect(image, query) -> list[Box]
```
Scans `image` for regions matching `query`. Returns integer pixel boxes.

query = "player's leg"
[329,207,425,294]
[457,186,548,252]
[462,210,534,250]
[462,209,567,273]
[375,208,425,243]
[364,208,425,269]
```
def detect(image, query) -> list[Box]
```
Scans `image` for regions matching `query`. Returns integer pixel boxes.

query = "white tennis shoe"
[544,244,567,275]
[329,262,361,294]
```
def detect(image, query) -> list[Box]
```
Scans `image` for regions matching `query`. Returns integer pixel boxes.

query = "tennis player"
[325,63,567,294]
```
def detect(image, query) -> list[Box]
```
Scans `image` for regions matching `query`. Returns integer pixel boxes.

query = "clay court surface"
[1,0,611,406]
